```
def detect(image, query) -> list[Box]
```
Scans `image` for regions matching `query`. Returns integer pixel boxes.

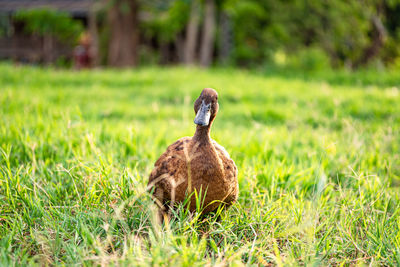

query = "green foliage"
[224,0,400,68]
[288,47,331,72]
[141,0,190,42]
[13,8,83,44]
[224,0,269,65]
[0,14,11,37]
[0,64,399,265]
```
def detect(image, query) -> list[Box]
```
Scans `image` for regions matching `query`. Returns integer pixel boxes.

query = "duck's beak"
[194,101,211,126]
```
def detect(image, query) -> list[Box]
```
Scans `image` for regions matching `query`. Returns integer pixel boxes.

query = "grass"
[0,63,399,266]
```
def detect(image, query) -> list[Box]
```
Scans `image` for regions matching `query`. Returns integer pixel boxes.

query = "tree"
[183,0,200,65]
[199,0,216,67]
[107,0,139,67]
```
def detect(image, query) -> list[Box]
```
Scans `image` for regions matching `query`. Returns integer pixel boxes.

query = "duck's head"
[194,88,219,127]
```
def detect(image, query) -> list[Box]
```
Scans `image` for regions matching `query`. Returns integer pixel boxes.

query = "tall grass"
[0,63,399,265]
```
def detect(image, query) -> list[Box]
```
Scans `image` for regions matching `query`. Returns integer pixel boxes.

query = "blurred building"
[0,0,97,64]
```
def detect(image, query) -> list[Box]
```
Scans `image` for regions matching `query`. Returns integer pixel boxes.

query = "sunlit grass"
[0,63,399,265]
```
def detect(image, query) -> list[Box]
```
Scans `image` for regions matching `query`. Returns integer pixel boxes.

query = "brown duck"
[148,88,238,215]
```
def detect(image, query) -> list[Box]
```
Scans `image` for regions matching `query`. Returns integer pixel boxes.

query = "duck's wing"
[212,140,237,174]
[212,140,239,204]
[148,137,191,194]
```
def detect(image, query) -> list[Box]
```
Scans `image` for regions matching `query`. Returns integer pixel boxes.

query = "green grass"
[0,63,399,266]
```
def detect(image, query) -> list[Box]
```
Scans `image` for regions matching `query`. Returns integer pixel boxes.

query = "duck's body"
[148,88,238,214]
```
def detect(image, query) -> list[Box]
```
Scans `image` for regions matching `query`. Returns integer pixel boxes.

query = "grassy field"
[0,63,399,266]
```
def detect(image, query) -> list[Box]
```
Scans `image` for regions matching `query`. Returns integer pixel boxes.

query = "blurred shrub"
[390,57,400,70]
[139,46,160,65]
[14,8,83,44]
[55,56,72,68]
[141,1,189,43]
[0,14,11,37]
[288,47,331,72]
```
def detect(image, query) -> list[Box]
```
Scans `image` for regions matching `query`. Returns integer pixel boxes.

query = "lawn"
[0,63,399,266]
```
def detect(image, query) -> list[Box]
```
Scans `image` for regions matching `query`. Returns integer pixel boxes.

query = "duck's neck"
[193,125,212,144]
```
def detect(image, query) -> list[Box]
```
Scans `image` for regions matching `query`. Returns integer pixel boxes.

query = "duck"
[148,88,238,216]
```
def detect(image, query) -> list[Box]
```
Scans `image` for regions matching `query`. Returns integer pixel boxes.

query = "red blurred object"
[73,32,91,69]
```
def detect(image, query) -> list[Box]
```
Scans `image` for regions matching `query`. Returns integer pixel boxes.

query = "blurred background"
[0,0,400,71]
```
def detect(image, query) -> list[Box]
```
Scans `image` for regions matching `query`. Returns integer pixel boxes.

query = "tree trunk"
[107,0,139,67]
[160,42,170,65]
[199,0,216,67]
[175,33,185,63]
[184,0,200,65]
[43,35,53,64]
[88,6,99,67]
[218,11,232,65]
[356,15,387,67]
